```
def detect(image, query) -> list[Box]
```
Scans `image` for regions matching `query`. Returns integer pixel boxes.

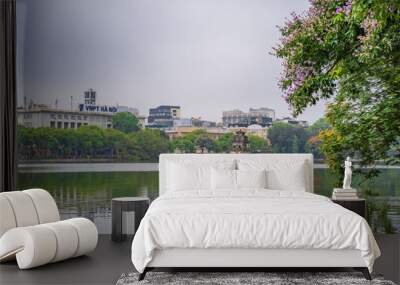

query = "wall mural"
[16,0,399,234]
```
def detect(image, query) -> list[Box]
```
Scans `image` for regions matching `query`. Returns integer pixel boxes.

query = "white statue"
[342,156,352,189]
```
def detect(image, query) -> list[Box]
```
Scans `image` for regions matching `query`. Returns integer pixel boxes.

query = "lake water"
[17,163,400,234]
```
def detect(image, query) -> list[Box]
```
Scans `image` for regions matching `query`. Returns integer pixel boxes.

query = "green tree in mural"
[170,137,196,153]
[248,135,270,153]
[291,135,300,153]
[112,112,140,133]
[273,0,400,181]
[213,133,234,153]
[196,135,215,153]
[267,122,308,153]
[305,118,331,159]
[132,129,169,161]
[17,126,169,162]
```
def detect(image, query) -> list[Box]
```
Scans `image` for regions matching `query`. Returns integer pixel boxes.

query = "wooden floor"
[0,234,398,285]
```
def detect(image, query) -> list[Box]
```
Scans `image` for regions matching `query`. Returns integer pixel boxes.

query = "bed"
[131,154,380,280]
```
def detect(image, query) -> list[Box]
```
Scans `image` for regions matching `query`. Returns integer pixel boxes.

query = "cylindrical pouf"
[64,218,98,257]
[0,226,57,269]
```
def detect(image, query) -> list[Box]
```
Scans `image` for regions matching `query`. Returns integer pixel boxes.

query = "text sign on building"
[79,104,117,113]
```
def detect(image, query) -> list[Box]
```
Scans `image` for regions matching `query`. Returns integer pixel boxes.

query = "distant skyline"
[17,0,325,123]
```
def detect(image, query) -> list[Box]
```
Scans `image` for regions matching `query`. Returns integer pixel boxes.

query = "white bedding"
[131,190,380,273]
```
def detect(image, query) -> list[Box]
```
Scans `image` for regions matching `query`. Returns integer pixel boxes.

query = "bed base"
[138,267,371,281]
[138,248,372,281]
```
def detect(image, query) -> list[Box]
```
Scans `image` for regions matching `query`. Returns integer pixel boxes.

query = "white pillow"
[238,159,307,191]
[211,168,236,191]
[167,162,210,191]
[166,159,236,192]
[236,169,267,189]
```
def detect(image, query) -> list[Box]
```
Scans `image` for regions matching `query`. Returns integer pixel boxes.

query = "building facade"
[191,117,217,128]
[17,105,113,129]
[147,105,181,128]
[228,125,268,139]
[222,107,275,127]
[172,117,217,128]
[173,118,193,127]
[17,89,144,129]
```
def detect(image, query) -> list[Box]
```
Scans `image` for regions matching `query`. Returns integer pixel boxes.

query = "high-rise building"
[222,107,275,127]
[147,105,181,128]
[191,117,217,128]
[249,107,275,121]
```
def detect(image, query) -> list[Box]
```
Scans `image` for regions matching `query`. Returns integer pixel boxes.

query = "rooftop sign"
[79,104,117,113]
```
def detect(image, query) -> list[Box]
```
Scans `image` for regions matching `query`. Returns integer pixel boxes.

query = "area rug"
[116,272,396,285]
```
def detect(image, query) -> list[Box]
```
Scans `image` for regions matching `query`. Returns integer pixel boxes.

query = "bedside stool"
[111,197,150,242]
[332,198,366,218]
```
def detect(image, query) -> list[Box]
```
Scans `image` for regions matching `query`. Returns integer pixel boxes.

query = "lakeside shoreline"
[18,161,400,173]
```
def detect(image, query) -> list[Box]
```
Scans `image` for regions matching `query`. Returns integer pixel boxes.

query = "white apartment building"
[18,89,145,129]
[17,105,113,129]
[222,107,275,127]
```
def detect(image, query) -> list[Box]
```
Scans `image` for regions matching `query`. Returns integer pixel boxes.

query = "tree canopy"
[112,112,140,133]
[267,122,309,153]
[17,126,168,162]
[169,129,271,154]
[248,135,270,153]
[274,0,400,180]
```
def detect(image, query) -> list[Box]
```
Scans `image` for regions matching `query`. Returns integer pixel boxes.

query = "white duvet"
[131,190,380,273]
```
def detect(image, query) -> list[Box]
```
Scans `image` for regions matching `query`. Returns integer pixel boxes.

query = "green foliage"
[169,130,205,153]
[291,136,300,153]
[170,137,196,153]
[17,126,168,162]
[19,120,331,160]
[248,135,270,153]
[169,130,270,154]
[307,118,331,136]
[112,112,140,133]
[213,133,234,153]
[267,122,309,153]
[305,118,331,159]
[274,0,400,178]
[196,136,215,153]
[132,129,169,161]
[169,129,217,153]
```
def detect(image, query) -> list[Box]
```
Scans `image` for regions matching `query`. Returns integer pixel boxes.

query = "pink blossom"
[336,0,352,16]
[343,0,352,16]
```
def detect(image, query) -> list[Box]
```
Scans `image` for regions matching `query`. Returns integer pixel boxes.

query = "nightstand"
[332,198,366,218]
[111,197,150,242]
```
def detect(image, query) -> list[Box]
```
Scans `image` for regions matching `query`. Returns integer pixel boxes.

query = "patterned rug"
[116,271,396,285]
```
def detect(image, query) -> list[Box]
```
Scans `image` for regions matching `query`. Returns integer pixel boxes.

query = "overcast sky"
[17,0,325,123]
